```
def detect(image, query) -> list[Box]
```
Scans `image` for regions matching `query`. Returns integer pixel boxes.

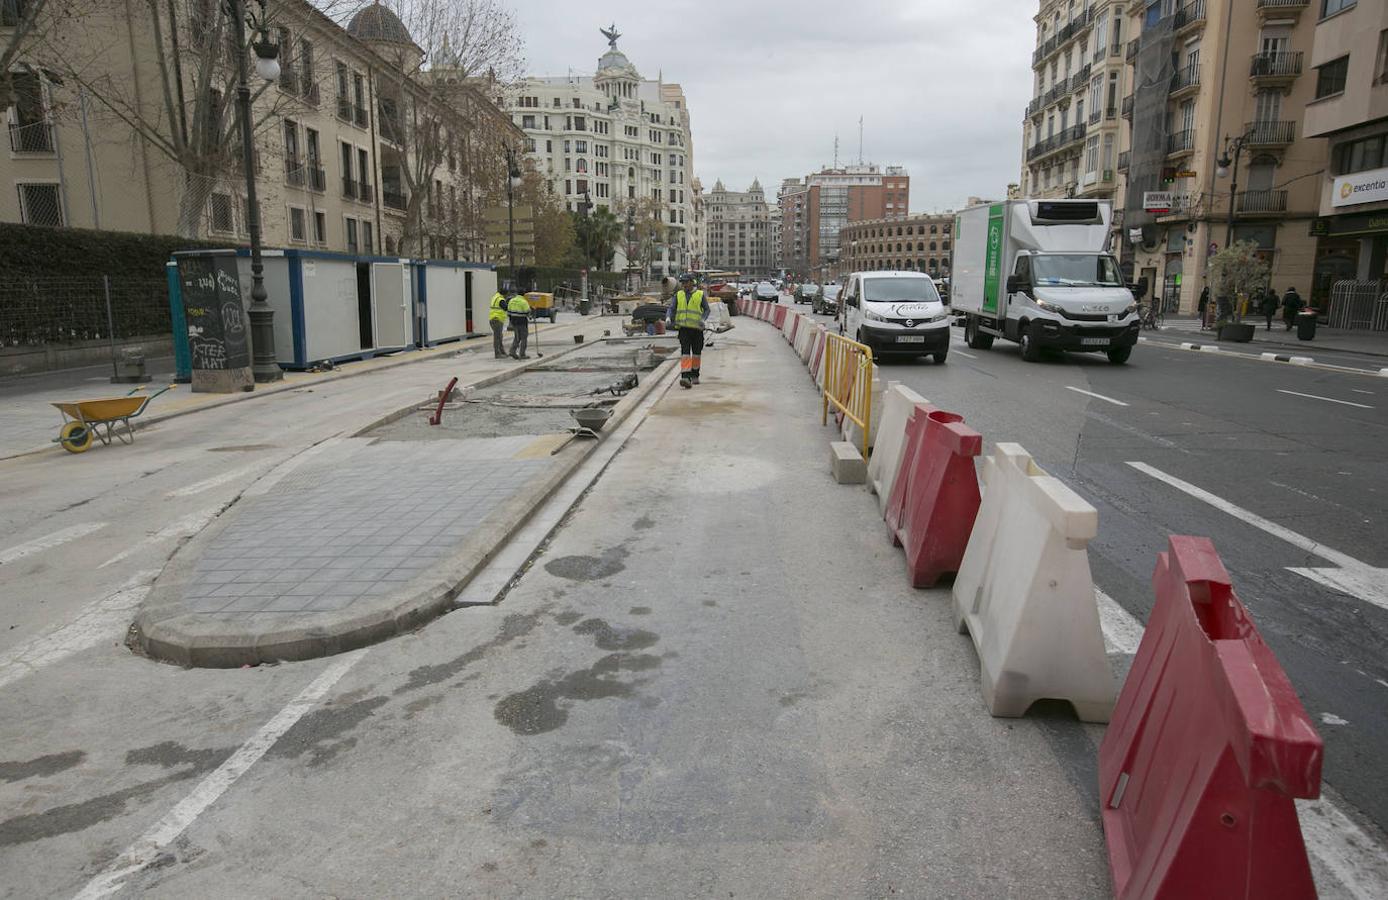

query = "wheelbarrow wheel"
[59,421,94,453]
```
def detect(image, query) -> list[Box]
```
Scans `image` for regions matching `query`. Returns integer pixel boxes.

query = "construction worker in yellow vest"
[488,288,508,358]
[507,291,532,359]
[666,274,709,388]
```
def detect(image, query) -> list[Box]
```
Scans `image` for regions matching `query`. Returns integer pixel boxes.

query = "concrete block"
[830,441,867,485]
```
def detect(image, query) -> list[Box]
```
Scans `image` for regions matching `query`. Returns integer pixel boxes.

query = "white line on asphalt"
[166,464,267,498]
[1276,389,1374,410]
[0,522,108,567]
[1065,386,1130,407]
[953,349,978,359]
[0,570,157,691]
[1351,389,1374,395]
[73,649,367,900]
[97,507,223,569]
[1094,586,1388,898]
[1125,461,1365,571]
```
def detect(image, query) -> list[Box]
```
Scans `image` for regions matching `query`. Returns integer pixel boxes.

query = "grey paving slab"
[182,437,551,616]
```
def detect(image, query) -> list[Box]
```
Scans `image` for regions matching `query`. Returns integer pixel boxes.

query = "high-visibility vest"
[507,294,531,316]
[674,289,705,329]
[489,292,507,323]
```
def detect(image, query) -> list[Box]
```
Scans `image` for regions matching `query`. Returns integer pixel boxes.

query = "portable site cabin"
[169,248,497,372]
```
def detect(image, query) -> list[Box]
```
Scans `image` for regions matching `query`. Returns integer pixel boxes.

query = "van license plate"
[1081,337,1110,346]
[896,336,926,343]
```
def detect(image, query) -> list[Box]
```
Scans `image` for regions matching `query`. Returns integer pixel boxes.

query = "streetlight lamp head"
[1215,158,1231,178]
[252,36,280,82]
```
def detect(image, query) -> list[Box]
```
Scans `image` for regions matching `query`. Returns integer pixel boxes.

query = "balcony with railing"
[354,104,369,128]
[1069,63,1092,94]
[342,176,358,200]
[358,182,374,203]
[1170,64,1201,98]
[1174,0,1206,34]
[1118,150,1130,171]
[1106,105,1118,121]
[1126,38,1139,61]
[1236,189,1288,214]
[300,75,320,107]
[382,189,406,211]
[8,120,54,154]
[1166,129,1196,156]
[1121,94,1134,119]
[1031,8,1092,66]
[1250,50,1302,84]
[1245,120,1295,147]
[336,95,353,122]
[284,157,305,186]
[307,165,326,192]
[1256,0,1308,21]
[1089,107,1102,125]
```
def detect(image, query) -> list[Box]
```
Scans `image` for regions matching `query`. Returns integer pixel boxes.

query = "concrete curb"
[1,317,604,463]
[132,355,677,668]
[1179,342,1219,353]
[1260,352,1313,365]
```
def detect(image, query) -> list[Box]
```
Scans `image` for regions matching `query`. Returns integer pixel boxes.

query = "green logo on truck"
[983,203,1004,315]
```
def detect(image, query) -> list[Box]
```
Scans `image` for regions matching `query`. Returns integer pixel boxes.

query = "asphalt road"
[776,289,1388,838]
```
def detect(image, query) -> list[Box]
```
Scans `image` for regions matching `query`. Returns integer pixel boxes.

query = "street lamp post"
[504,145,522,286]
[229,0,282,383]
[1216,127,1255,254]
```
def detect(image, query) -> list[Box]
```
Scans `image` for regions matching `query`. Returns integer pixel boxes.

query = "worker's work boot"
[691,374,700,385]
[679,376,692,389]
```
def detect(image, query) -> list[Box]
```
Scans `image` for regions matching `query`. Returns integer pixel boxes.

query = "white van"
[837,270,951,364]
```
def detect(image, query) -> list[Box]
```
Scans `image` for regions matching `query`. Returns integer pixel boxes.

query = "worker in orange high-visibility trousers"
[667,274,709,389]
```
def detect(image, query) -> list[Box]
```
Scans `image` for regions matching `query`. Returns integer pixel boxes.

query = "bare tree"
[616,196,667,278]
[1,0,64,98]
[364,0,523,256]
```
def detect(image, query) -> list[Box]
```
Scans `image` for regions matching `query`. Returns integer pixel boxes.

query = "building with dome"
[703,178,773,277]
[504,27,696,277]
[2,0,521,264]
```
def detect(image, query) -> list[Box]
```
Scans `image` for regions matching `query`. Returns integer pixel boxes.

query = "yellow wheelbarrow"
[51,385,175,454]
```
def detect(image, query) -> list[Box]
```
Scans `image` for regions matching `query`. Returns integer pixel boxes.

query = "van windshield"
[863,278,941,303]
[1031,254,1123,287]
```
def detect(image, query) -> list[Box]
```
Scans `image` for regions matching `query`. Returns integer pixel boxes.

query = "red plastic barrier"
[808,329,827,380]
[894,410,982,587]
[772,305,787,328]
[883,402,934,539]
[1098,536,1323,900]
[789,314,800,343]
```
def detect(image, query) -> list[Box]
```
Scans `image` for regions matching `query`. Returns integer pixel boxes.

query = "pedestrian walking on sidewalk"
[489,287,508,358]
[1260,287,1279,331]
[508,291,532,359]
[1197,287,1210,330]
[1281,286,1303,332]
[667,274,709,388]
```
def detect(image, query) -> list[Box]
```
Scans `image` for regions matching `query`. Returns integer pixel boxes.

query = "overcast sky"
[513,0,1036,213]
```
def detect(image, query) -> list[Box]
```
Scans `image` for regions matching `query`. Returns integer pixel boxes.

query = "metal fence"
[1327,280,1388,332]
[0,275,172,347]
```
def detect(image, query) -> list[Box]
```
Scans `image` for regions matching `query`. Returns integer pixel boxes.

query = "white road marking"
[73,649,367,900]
[953,349,978,359]
[1094,586,1388,899]
[0,571,157,691]
[1350,390,1374,395]
[97,507,222,569]
[166,464,265,498]
[1277,389,1373,410]
[0,522,108,566]
[1065,386,1129,407]
[1321,713,1349,726]
[1125,461,1364,570]
[1287,566,1388,613]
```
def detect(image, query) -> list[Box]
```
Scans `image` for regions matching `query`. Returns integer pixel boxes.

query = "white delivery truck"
[952,199,1138,364]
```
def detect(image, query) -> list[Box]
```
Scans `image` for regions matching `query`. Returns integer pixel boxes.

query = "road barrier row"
[736,295,1326,897]
[821,333,875,459]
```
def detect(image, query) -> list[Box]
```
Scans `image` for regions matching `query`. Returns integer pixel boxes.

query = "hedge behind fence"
[0,223,233,280]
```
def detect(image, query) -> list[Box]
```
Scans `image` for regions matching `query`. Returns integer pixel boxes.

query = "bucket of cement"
[571,407,614,432]
[574,334,585,344]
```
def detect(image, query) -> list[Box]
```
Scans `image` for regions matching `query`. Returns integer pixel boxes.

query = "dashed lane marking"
[0,522,108,567]
[1065,386,1129,407]
[166,464,266,498]
[97,506,222,569]
[1277,389,1373,410]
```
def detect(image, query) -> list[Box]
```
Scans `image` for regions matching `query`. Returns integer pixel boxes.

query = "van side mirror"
[1006,274,1030,295]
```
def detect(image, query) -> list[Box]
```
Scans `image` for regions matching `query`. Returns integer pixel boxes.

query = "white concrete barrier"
[867,383,929,510]
[842,373,884,451]
[796,322,815,361]
[782,311,799,341]
[706,301,732,333]
[951,443,1115,723]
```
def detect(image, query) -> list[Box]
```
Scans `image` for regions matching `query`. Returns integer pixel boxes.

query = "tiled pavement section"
[185,436,546,614]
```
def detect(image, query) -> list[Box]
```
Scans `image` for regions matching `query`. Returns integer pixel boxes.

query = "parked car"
[794,282,820,305]
[837,270,951,364]
[813,283,841,315]
[754,281,778,301]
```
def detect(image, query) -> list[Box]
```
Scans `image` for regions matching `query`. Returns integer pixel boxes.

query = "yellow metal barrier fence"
[821,332,875,459]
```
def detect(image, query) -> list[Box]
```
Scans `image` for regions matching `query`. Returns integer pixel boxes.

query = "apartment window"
[358,148,371,196]
[1377,30,1388,84]
[1315,55,1349,98]
[575,140,587,152]
[524,137,536,152]
[563,139,570,152]
[1103,133,1115,171]
[345,217,359,253]
[1,0,26,26]
[1321,0,1355,18]
[574,115,586,131]
[522,115,535,129]
[1333,135,1386,174]
[572,97,581,108]
[340,141,354,194]
[283,120,301,178]
[1085,136,1099,174]
[314,210,326,244]
[335,60,349,111]
[7,71,53,153]
[289,206,307,242]
[209,192,234,233]
[306,127,323,189]
[1107,71,1119,110]
[362,222,373,255]
[298,38,315,99]
[553,97,561,107]
[1254,90,1282,123]
[13,182,59,226]
[564,179,571,195]
[352,73,367,126]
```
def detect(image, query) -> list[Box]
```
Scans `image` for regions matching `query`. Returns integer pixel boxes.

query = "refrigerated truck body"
[951,199,1138,364]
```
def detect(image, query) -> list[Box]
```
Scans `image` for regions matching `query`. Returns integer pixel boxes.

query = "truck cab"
[838,270,951,364]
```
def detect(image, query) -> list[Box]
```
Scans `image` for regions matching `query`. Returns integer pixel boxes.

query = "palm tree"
[576,207,622,270]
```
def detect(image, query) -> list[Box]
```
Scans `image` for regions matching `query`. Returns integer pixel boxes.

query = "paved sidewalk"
[1158,316,1388,359]
[0,313,612,460]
